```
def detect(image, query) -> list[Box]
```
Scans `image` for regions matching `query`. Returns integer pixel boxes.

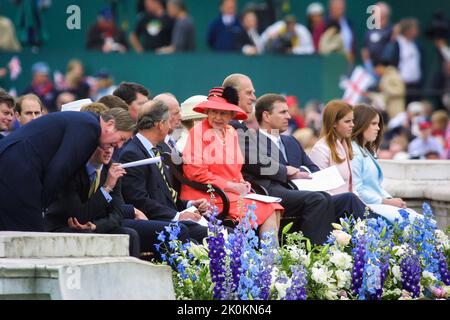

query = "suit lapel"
[134,137,175,206]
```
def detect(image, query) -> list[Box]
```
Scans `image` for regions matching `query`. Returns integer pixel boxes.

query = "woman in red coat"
[180,86,283,239]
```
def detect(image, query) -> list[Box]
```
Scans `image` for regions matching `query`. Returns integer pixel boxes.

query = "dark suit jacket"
[0,112,101,231]
[241,129,320,190]
[120,137,187,221]
[44,163,131,233]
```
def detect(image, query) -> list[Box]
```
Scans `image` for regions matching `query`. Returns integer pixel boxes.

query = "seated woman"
[310,100,354,195]
[180,86,283,239]
[351,104,420,223]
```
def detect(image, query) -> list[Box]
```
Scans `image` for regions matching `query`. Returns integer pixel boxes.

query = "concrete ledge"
[0,257,175,300]
[0,232,129,258]
[379,160,450,229]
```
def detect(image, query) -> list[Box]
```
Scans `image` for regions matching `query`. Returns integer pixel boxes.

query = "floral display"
[155,198,450,300]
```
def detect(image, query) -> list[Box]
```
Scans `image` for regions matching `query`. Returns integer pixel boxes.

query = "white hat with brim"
[61,98,93,112]
[307,2,324,15]
[180,95,208,121]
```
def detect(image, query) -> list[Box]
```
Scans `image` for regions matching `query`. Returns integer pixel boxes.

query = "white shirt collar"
[136,133,156,156]
[259,129,281,147]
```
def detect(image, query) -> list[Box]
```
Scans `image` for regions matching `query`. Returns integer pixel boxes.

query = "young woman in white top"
[310,100,354,195]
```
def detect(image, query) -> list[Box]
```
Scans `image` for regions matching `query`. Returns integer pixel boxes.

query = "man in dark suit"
[241,94,369,244]
[0,108,135,231]
[120,100,208,243]
[45,145,190,258]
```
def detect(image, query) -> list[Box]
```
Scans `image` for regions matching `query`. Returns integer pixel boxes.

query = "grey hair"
[137,100,170,130]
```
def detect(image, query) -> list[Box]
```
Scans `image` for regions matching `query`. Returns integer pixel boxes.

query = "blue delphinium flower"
[438,252,450,285]
[357,218,393,300]
[400,253,421,298]
[258,232,277,300]
[284,265,307,300]
[206,204,228,300]
[237,203,262,300]
[226,218,246,296]
[351,234,366,296]
[409,203,441,282]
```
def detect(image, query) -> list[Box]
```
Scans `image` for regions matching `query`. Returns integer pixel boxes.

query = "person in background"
[368,59,405,120]
[285,95,305,135]
[235,9,263,55]
[318,21,345,56]
[14,94,43,127]
[0,12,21,51]
[293,128,318,155]
[361,2,393,76]
[306,2,326,53]
[390,18,424,105]
[64,59,91,100]
[22,62,58,113]
[260,14,314,55]
[207,0,243,52]
[91,70,117,102]
[130,0,174,53]
[310,100,354,195]
[156,0,196,54]
[175,95,207,152]
[86,7,128,53]
[55,92,76,113]
[431,110,449,144]
[408,120,444,159]
[326,0,355,63]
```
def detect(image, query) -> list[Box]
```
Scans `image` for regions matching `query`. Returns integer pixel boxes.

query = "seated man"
[241,94,370,244]
[45,145,190,259]
[120,100,208,243]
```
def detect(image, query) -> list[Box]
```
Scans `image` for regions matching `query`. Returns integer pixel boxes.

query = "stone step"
[0,257,175,300]
[0,232,129,258]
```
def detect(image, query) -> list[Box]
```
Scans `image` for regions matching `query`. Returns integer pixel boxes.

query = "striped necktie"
[88,168,102,198]
[152,147,178,204]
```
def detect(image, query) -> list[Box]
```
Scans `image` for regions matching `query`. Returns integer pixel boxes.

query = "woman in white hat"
[175,95,207,152]
[306,2,326,53]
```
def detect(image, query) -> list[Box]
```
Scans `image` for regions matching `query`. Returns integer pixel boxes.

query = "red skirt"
[216,198,284,227]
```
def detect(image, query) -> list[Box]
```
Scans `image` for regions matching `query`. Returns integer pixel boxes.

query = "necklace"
[212,128,226,146]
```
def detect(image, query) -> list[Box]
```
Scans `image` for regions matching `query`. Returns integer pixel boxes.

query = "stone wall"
[0,232,175,300]
[379,160,450,230]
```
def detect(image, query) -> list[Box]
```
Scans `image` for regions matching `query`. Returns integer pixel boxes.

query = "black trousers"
[331,192,375,220]
[269,185,335,245]
[270,187,370,245]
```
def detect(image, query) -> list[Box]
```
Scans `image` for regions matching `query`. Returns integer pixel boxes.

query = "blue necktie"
[278,137,288,163]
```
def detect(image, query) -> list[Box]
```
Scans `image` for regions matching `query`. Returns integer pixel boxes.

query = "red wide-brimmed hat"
[193,87,248,120]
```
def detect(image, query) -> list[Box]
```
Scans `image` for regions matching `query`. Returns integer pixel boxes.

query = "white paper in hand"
[181,206,209,227]
[244,193,282,203]
[291,166,345,192]
[120,156,161,168]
